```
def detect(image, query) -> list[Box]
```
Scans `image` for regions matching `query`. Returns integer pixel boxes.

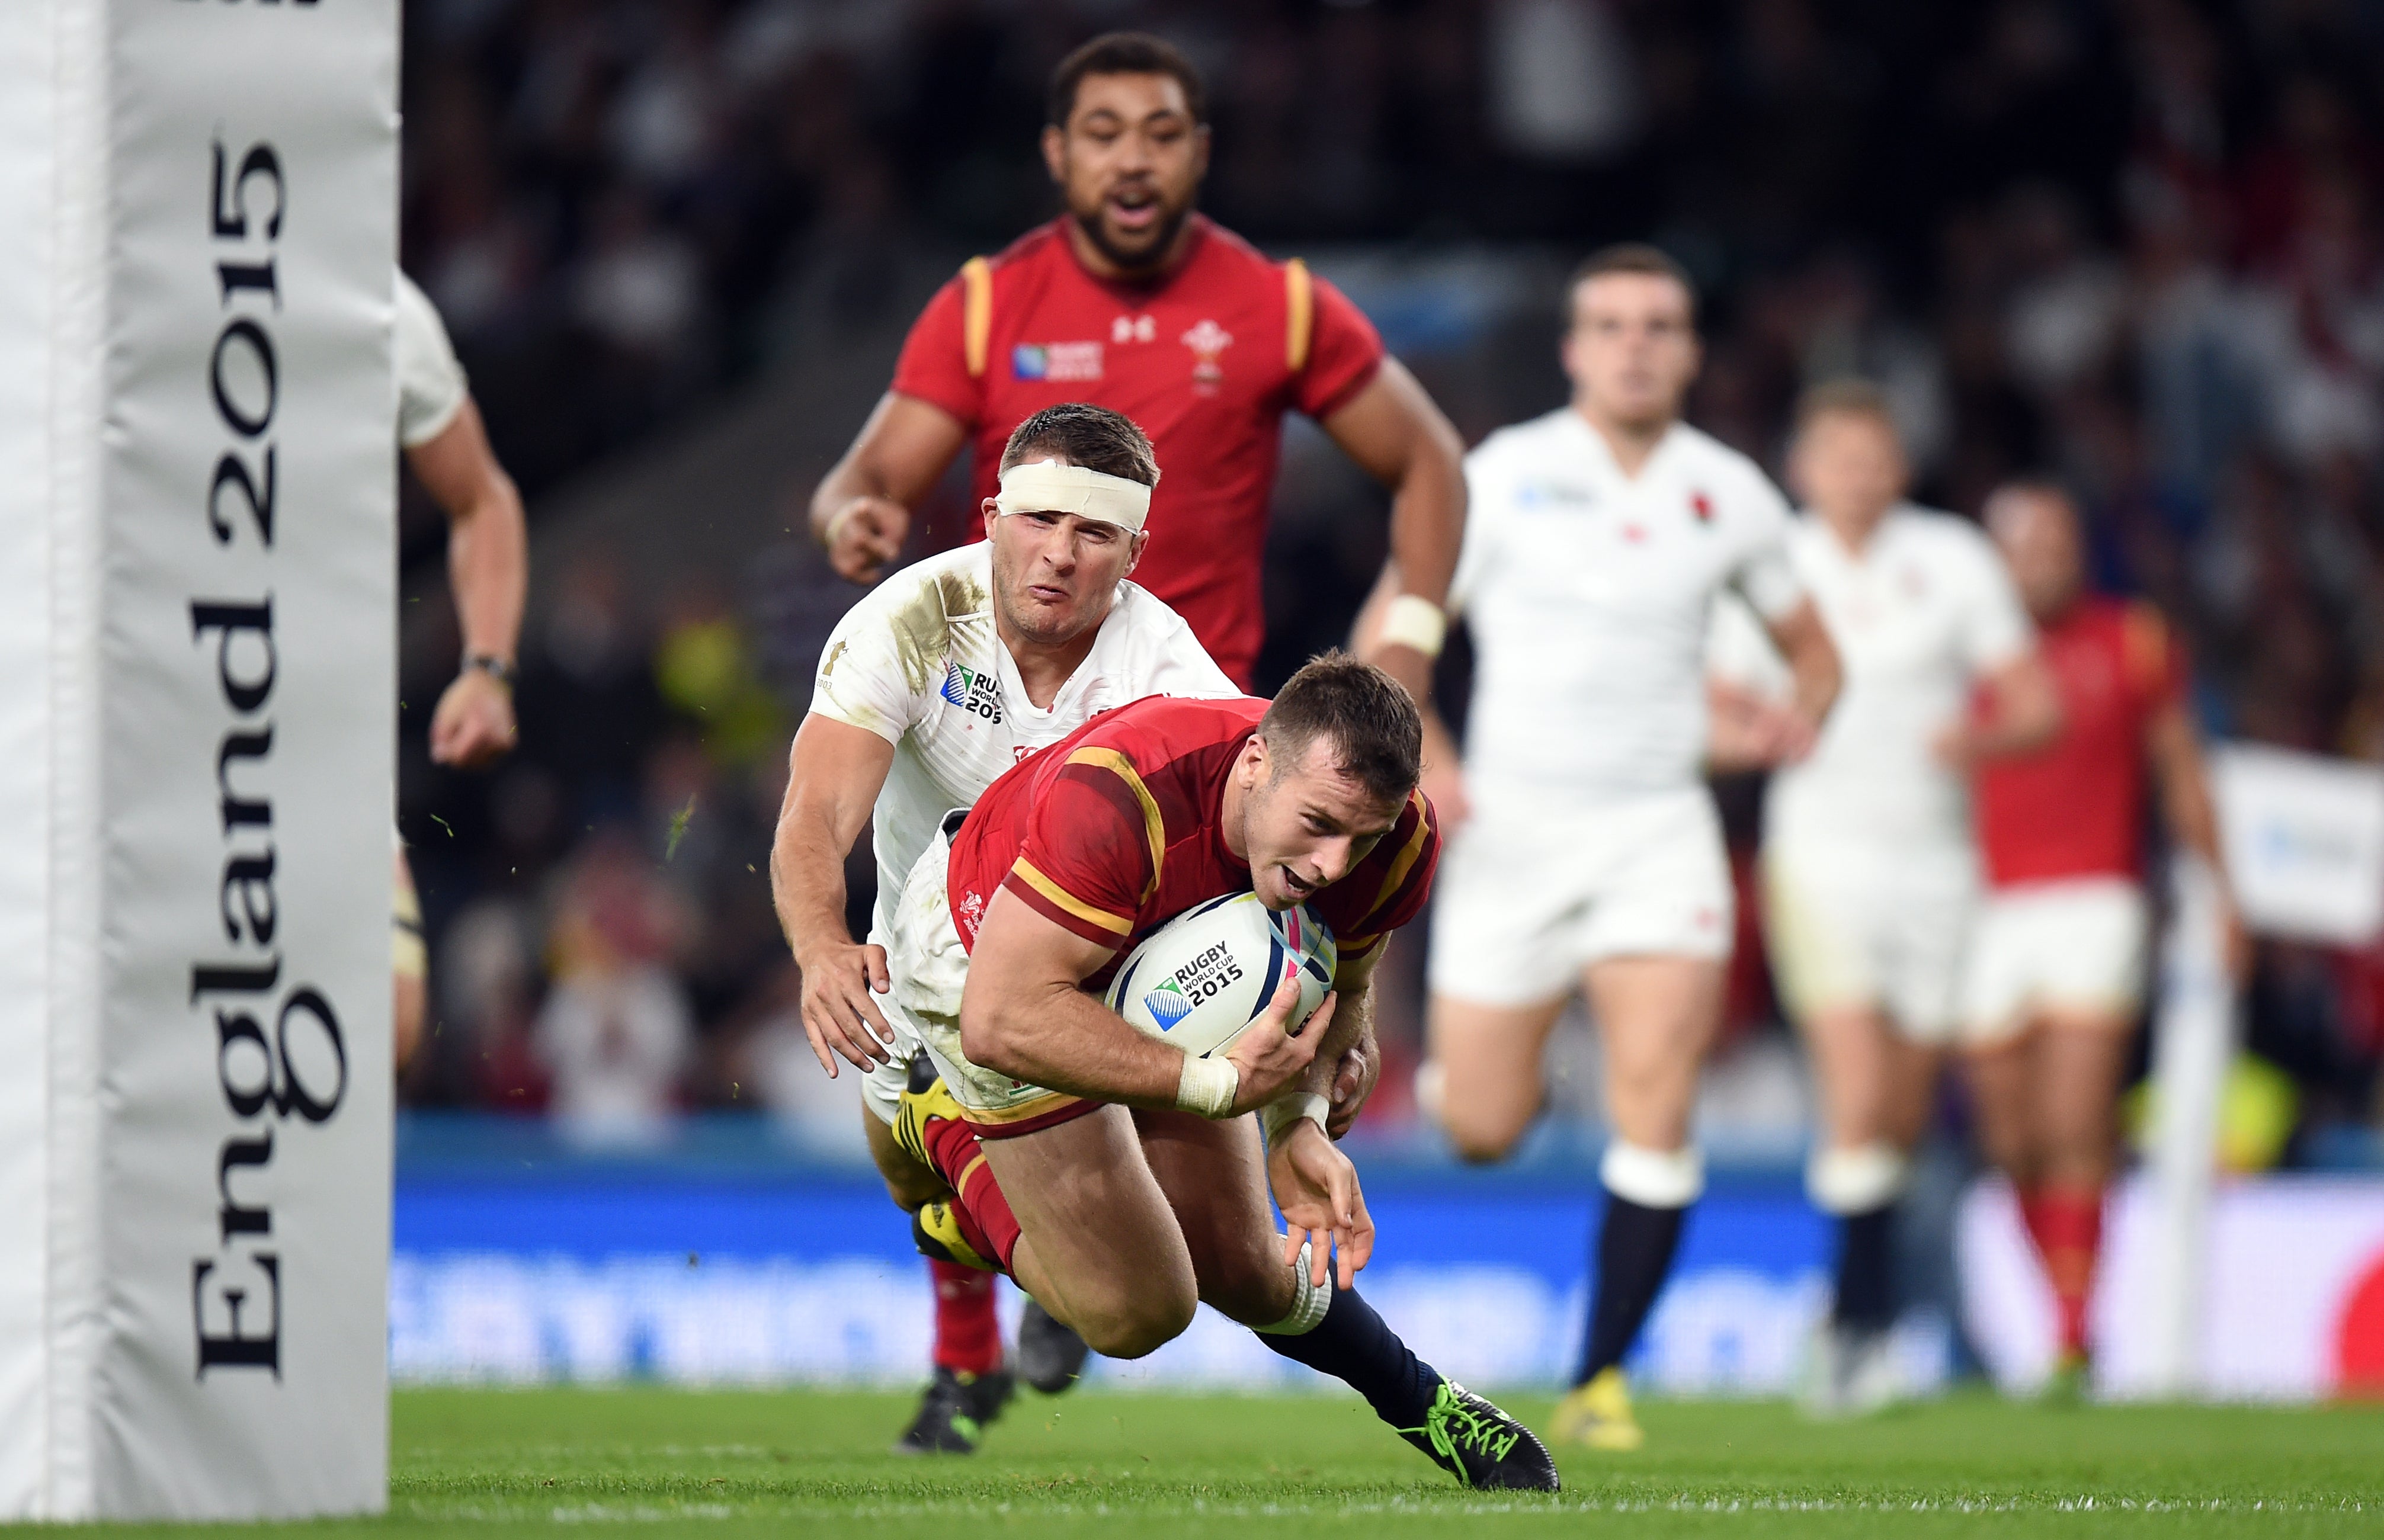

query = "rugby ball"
[1103,893,1336,1060]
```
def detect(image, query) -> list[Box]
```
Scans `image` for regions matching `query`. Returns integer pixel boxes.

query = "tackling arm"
[809,393,971,583]
[959,887,1328,1116]
[770,714,899,1073]
[405,395,527,769]
[1322,360,1467,703]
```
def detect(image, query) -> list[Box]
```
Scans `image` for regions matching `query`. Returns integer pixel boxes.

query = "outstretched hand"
[1270,1119,1374,1289]
[797,939,895,1075]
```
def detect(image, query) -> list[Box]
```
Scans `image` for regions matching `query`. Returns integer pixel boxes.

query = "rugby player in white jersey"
[1364,246,1842,1452]
[1712,381,2061,1414]
[771,403,1238,1453]
[392,272,528,1067]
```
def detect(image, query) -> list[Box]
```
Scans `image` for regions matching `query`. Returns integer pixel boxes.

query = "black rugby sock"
[1257,1285,1439,1429]
[1831,1204,1897,1333]
[1576,1192,1688,1385]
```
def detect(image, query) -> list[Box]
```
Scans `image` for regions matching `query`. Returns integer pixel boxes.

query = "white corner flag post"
[2140,855,2234,1399]
[0,0,396,1521]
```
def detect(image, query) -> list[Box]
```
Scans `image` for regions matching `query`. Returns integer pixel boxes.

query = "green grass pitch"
[92,1387,2384,1535]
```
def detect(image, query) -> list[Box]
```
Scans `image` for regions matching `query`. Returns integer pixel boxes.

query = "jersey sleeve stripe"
[1284,258,1313,372]
[1337,931,1386,962]
[961,256,992,378]
[1062,746,1168,902]
[1353,791,1431,932]
[1010,857,1135,936]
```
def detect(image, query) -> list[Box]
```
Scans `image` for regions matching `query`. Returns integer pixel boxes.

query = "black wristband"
[463,653,517,689]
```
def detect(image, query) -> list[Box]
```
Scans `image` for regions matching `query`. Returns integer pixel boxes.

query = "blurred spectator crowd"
[397,0,2384,1160]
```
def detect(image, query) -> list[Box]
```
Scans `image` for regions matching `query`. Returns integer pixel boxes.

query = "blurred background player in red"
[1965,482,2243,1395]
[806,30,1465,702]
[799,29,1467,1451]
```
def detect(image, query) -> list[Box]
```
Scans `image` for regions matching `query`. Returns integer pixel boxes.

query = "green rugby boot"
[1399,1380,1561,1491]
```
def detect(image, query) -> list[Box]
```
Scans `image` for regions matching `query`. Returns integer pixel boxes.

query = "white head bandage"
[993,458,1153,532]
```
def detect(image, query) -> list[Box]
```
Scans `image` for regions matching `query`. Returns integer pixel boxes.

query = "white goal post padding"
[0,1,395,1520]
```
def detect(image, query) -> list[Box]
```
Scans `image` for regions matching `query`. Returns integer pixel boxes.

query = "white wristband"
[1378,594,1448,660]
[1260,1093,1330,1148]
[1175,1055,1241,1119]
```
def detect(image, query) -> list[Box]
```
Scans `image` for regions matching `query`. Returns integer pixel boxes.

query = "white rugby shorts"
[883,815,1084,1132]
[858,922,925,1127]
[1427,785,1733,1008]
[1762,838,1976,1044]
[1960,875,2149,1045]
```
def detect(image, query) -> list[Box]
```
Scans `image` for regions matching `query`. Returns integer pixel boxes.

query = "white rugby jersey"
[1761,505,2033,852]
[396,272,469,448]
[810,541,1239,938]
[1451,411,1806,801]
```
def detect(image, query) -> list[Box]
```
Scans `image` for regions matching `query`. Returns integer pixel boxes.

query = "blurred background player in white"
[392,271,529,1070]
[1965,482,2242,1396]
[1375,246,1841,1452]
[771,404,1237,1453]
[1717,381,2060,1414]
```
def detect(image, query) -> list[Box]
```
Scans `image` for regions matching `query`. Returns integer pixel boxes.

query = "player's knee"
[1419,1060,1530,1163]
[1446,1114,1526,1165]
[1078,1284,1197,1360]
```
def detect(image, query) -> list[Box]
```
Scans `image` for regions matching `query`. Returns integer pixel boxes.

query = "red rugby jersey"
[1976,598,2189,887]
[945,695,1438,978]
[891,217,1385,688]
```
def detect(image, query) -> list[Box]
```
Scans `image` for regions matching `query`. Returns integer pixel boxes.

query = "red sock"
[2033,1185,2104,1358]
[930,1260,1002,1377]
[922,1112,1023,1273]
[2016,1185,2050,1255]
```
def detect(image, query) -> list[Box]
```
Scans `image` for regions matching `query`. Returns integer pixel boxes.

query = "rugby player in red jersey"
[876,657,1556,1491]
[804,27,1466,1444]
[1965,483,2242,1393]
[807,31,1465,701]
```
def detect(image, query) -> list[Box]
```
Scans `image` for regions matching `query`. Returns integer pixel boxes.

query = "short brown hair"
[1568,243,1697,324]
[1258,651,1422,804]
[1794,377,1898,435]
[1048,32,1207,127]
[999,403,1161,487]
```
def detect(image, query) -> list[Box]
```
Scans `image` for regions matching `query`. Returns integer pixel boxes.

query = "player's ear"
[1122,530,1149,578]
[982,496,1002,526]
[1189,122,1212,182]
[1040,123,1067,185]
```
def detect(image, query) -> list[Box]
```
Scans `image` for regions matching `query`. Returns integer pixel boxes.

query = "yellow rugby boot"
[1549,1365,1645,1451]
[912,1200,994,1272]
[892,1054,968,1180]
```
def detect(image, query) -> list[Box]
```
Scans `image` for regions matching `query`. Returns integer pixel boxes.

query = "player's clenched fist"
[797,938,896,1076]
[823,496,911,583]
[429,666,518,769]
[1223,980,1332,1116]
[1270,1118,1374,1289]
